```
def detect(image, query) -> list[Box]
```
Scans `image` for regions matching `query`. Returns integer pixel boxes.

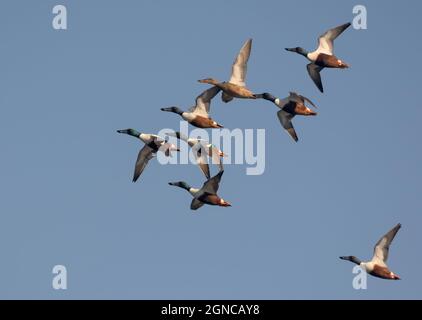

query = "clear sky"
[0,0,421,299]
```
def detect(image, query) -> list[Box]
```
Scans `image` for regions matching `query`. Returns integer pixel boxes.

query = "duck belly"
[315,53,342,68]
[190,116,217,128]
[369,265,396,280]
[224,83,255,99]
[199,194,221,206]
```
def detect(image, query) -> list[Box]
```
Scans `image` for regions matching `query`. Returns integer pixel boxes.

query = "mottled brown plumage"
[198,79,257,101]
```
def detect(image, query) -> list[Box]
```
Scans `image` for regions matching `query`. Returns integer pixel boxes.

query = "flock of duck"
[117,23,402,281]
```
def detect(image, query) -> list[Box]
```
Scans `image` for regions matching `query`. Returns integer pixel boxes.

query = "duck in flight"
[198,38,259,103]
[285,22,351,93]
[161,86,223,128]
[166,131,226,179]
[117,129,179,182]
[169,170,231,211]
[259,92,317,142]
[340,223,402,280]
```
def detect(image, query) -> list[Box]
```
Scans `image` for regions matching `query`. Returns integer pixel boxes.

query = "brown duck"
[198,38,259,103]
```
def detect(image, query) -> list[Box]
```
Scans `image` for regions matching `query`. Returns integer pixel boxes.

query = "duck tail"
[340,61,350,69]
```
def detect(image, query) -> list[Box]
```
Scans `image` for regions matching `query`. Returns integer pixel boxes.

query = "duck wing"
[277,110,298,142]
[372,223,402,266]
[200,170,224,195]
[307,63,324,93]
[229,38,252,87]
[192,144,211,179]
[316,22,351,55]
[222,92,234,103]
[190,198,205,211]
[190,86,221,117]
[289,92,318,109]
[167,131,196,147]
[149,134,166,147]
[132,145,155,182]
[210,145,224,171]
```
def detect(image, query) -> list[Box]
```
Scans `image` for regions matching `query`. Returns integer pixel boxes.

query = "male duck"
[285,22,351,93]
[198,38,259,102]
[340,223,402,280]
[161,86,223,128]
[117,129,179,182]
[167,131,226,179]
[169,170,231,211]
[259,92,317,142]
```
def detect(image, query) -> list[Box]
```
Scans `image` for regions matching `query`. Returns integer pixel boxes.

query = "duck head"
[198,78,220,85]
[260,93,277,103]
[117,128,141,138]
[339,256,362,266]
[161,106,184,115]
[285,47,309,58]
[169,181,191,191]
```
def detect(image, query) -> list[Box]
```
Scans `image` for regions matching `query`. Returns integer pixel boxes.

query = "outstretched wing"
[166,131,188,141]
[210,146,224,171]
[307,63,324,93]
[289,92,318,109]
[222,91,234,103]
[201,170,224,195]
[316,22,351,55]
[190,86,221,117]
[372,224,402,266]
[190,198,205,211]
[133,145,155,182]
[192,144,211,180]
[229,38,252,87]
[277,110,298,142]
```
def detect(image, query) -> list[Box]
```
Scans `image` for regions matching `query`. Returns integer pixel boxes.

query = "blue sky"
[0,0,421,299]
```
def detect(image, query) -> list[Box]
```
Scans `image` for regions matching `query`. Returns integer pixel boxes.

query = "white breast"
[140,133,152,144]
[182,112,195,122]
[189,188,200,196]
[307,51,319,62]
[360,262,374,273]
[274,98,288,110]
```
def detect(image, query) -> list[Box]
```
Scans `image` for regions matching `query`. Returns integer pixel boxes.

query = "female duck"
[198,38,259,102]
